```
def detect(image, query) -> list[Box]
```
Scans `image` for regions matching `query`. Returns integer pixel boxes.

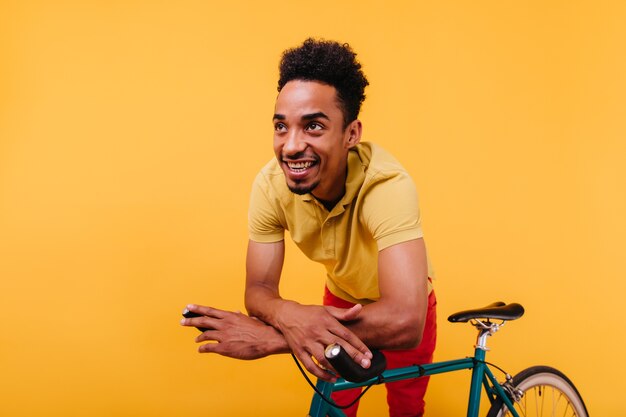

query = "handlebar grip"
[325,344,387,383]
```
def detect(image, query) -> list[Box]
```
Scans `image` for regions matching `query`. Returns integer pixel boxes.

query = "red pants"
[323,287,437,417]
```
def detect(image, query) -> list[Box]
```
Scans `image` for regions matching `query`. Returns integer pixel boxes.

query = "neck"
[314,195,341,212]
[312,165,348,211]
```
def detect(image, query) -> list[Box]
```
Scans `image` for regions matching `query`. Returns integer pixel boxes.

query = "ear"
[344,119,362,149]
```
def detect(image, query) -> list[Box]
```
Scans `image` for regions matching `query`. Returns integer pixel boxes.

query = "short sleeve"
[361,171,423,251]
[248,172,285,243]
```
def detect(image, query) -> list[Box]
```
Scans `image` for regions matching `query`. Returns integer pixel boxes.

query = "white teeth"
[287,161,313,171]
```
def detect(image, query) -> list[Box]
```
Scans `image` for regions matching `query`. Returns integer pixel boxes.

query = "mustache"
[282,152,319,161]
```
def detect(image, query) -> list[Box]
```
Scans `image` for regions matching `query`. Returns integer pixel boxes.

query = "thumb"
[324,304,363,321]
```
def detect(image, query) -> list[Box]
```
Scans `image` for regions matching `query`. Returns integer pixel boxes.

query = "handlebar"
[324,343,387,383]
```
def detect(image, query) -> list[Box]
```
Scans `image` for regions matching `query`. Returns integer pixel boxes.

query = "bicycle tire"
[486,365,588,417]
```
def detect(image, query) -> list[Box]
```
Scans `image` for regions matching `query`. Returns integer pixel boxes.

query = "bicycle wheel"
[486,366,588,417]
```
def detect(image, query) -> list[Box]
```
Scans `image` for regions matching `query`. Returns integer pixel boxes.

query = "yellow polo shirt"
[248,142,433,304]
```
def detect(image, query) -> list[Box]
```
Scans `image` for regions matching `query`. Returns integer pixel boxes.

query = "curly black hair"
[277,38,369,128]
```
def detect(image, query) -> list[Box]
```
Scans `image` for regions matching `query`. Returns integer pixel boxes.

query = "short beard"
[287,180,319,195]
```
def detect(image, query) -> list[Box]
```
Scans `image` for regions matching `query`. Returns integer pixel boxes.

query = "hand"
[181,304,288,360]
[274,302,373,382]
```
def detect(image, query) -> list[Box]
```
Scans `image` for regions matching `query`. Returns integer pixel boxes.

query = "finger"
[181,316,222,331]
[324,304,363,322]
[185,304,228,319]
[296,349,336,382]
[195,330,222,343]
[330,327,373,365]
[293,349,337,382]
[310,346,336,375]
[198,341,221,354]
[340,342,373,369]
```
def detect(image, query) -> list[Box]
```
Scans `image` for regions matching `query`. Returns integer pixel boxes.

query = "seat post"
[472,319,503,351]
[475,327,491,351]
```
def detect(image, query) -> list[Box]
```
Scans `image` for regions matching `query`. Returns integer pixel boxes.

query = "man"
[182,38,437,417]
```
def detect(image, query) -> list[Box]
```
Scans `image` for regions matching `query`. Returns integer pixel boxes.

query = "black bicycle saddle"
[448,302,525,323]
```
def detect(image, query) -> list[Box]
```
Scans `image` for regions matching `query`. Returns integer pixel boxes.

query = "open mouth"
[286,160,315,173]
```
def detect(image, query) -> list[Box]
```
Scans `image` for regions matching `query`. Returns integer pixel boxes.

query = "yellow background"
[1,1,624,415]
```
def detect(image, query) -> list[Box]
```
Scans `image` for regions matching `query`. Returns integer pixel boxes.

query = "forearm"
[243,288,295,356]
[245,281,299,328]
[245,240,373,380]
[252,321,292,356]
[344,299,427,350]
[247,287,426,351]
[245,261,428,351]
[245,239,294,328]
[341,238,430,350]
[245,270,427,351]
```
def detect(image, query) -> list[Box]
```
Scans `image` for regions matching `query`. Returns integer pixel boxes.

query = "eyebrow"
[272,112,330,122]
[302,112,330,121]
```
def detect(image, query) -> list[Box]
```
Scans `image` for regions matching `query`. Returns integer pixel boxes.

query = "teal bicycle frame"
[308,324,520,417]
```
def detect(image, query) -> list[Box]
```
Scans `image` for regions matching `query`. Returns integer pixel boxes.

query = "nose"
[282,131,307,157]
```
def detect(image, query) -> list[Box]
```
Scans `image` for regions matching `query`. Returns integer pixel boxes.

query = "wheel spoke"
[534,386,539,416]
[486,367,587,417]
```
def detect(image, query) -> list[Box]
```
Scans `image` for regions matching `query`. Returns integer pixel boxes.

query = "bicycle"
[299,301,588,417]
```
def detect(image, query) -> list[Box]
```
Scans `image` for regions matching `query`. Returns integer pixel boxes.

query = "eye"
[305,122,324,131]
[274,122,287,132]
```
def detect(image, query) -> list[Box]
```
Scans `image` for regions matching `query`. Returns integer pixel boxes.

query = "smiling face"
[273,80,362,207]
